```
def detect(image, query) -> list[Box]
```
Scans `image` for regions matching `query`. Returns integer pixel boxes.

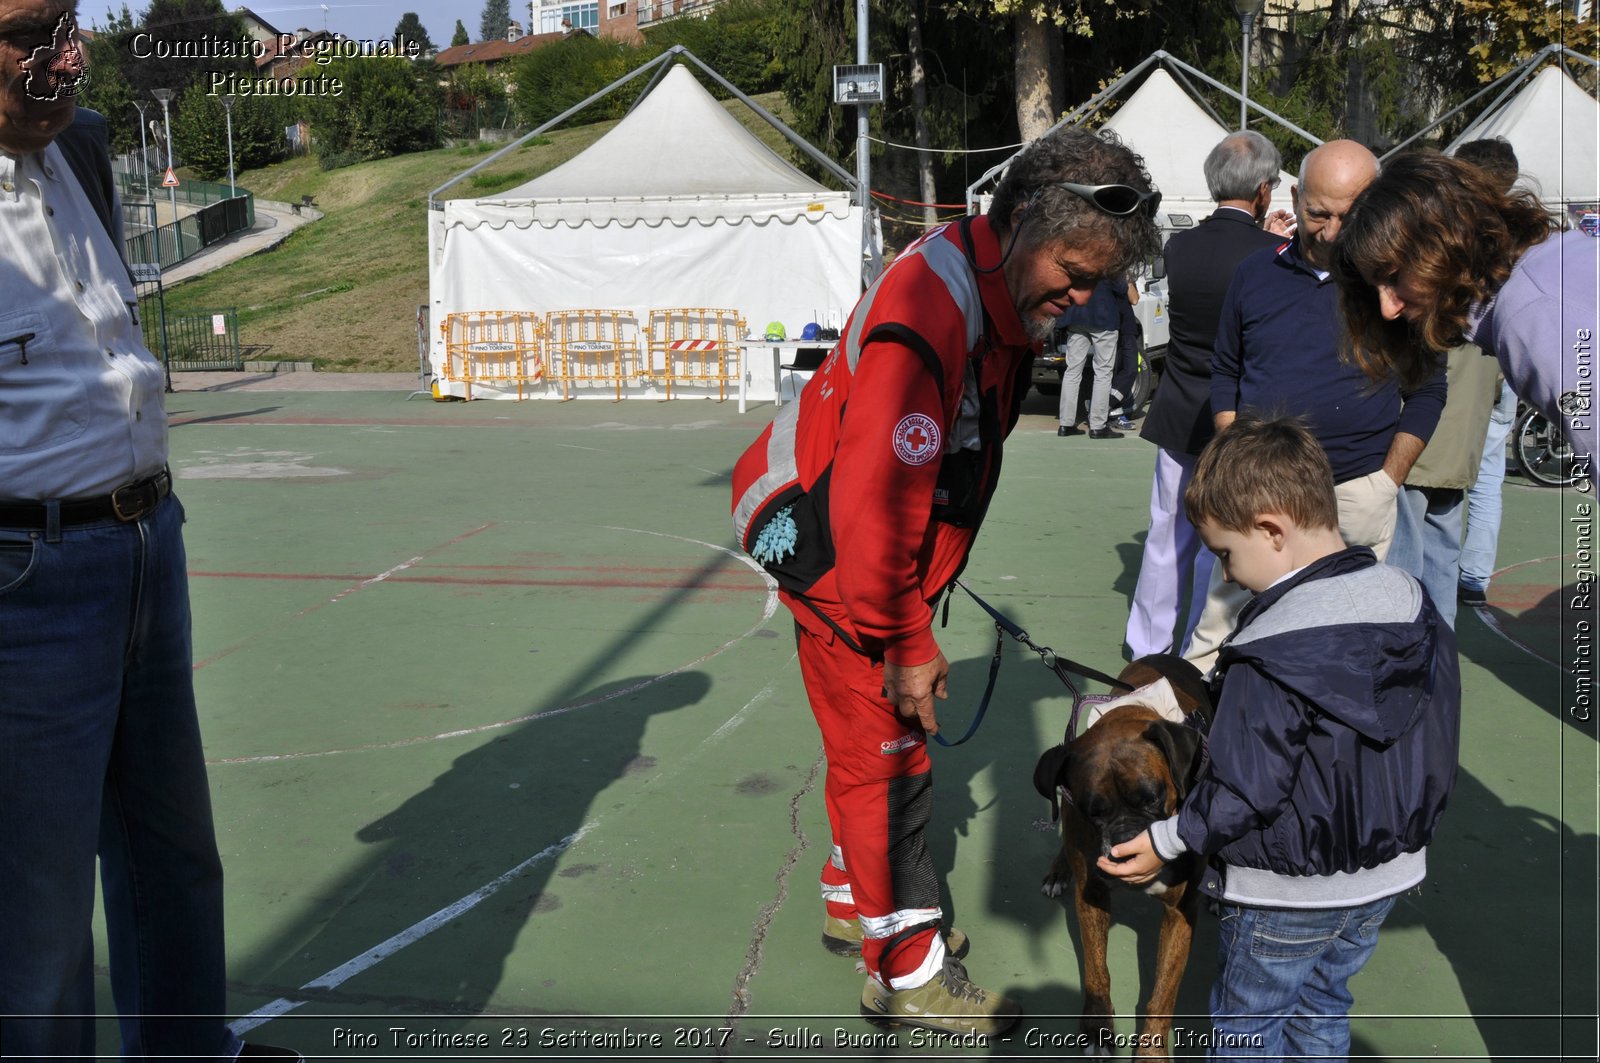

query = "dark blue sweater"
[1210,241,1446,482]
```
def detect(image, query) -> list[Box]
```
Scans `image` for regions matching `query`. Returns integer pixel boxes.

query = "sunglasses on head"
[1053,181,1162,219]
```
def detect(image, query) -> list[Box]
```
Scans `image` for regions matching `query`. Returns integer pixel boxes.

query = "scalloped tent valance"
[427,61,863,400]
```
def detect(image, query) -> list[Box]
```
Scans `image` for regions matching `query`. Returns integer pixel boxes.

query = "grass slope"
[163,91,807,372]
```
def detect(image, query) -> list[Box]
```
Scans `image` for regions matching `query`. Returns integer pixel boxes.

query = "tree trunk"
[907,1,937,227]
[1013,8,1056,142]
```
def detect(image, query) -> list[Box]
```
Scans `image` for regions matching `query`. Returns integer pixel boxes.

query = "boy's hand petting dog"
[1097,830,1167,886]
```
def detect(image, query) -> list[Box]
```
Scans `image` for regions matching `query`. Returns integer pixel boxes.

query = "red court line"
[169,414,749,430]
[190,570,756,591]
[170,415,530,429]
[192,522,498,670]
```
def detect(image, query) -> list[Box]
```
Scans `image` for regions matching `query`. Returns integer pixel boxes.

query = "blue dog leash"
[926,580,1136,747]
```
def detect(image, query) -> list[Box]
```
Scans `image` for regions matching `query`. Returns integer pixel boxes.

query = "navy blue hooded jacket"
[1165,548,1460,897]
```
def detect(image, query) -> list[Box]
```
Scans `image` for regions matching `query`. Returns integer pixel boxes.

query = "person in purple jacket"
[1334,150,1596,486]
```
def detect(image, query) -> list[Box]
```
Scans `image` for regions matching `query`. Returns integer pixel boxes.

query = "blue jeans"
[1209,895,1397,1061]
[1388,485,1464,629]
[1459,380,1516,592]
[0,495,242,1061]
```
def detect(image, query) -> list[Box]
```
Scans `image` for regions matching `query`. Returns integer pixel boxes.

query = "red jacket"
[732,216,1035,666]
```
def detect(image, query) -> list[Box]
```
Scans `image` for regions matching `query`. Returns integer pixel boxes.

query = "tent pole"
[964,53,1162,211]
[1151,52,1323,146]
[856,0,880,285]
[429,49,678,209]
[669,48,857,191]
[1384,46,1555,160]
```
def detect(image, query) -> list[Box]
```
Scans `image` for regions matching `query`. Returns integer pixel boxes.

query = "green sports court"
[86,379,1597,1060]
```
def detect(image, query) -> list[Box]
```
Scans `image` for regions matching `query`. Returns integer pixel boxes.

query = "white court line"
[229,827,594,1035]
[329,556,424,604]
[229,671,789,1034]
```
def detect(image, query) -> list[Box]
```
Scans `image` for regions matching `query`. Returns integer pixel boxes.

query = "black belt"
[0,469,173,529]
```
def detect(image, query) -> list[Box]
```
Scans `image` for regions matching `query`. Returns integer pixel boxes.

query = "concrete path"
[159,200,312,287]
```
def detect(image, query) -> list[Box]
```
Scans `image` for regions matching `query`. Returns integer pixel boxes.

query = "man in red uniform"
[733,129,1162,1035]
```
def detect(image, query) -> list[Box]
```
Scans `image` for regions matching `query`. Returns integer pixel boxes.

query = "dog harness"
[1045,680,1213,820]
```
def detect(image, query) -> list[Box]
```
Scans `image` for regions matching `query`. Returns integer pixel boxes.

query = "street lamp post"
[1234,0,1267,130]
[221,94,236,198]
[132,100,150,200]
[151,88,177,258]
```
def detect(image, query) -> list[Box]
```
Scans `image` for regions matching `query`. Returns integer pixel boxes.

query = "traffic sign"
[161,167,180,188]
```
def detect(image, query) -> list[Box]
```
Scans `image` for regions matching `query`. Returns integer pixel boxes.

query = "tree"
[171,82,292,180]
[79,5,139,153]
[638,0,781,94]
[306,57,441,167]
[444,62,512,136]
[451,19,470,47]
[510,33,642,127]
[127,0,252,103]
[392,12,435,55]
[479,0,510,42]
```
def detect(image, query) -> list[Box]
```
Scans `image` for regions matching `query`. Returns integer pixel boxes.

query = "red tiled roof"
[434,31,568,68]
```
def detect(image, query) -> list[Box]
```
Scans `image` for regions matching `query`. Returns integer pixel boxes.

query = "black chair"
[779,345,829,401]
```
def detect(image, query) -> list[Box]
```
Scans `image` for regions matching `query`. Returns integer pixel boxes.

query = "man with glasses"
[1126,130,1291,659]
[1183,139,1446,674]
[0,1,298,1058]
[732,128,1160,1037]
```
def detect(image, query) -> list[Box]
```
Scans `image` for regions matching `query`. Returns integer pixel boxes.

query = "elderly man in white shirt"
[0,2,296,1059]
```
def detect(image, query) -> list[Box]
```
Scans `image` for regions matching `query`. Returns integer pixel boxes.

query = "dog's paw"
[1083,1042,1113,1058]
[1040,872,1069,898]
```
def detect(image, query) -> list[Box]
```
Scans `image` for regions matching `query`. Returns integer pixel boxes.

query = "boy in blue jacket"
[1100,414,1460,1060]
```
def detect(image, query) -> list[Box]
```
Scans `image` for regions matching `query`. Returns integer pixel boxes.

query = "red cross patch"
[891,413,941,466]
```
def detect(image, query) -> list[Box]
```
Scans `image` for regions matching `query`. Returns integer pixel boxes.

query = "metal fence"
[116,173,257,270]
[161,307,243,371]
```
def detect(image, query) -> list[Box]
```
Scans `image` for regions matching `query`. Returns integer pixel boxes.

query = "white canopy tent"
[1096,68,1299,224]
[428,58,863,400]
[1448,63,1599,211]
[967,52,1316,222]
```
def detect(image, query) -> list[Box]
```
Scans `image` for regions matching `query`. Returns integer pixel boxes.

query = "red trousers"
[795,621,945,988]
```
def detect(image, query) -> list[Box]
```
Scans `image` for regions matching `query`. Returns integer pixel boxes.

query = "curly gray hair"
[989,127,1162,275]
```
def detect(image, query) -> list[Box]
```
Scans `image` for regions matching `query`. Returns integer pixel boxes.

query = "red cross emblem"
[892,413,941,466]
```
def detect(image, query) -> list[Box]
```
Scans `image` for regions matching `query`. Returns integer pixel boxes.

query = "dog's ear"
[1033,744,1072,821]
[1143,720,1204,802]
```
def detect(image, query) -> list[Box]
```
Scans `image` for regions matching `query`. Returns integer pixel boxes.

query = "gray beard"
[1023,315,1056,344]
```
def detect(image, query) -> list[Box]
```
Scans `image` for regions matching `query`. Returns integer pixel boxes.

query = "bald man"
[1182,141,1447,673]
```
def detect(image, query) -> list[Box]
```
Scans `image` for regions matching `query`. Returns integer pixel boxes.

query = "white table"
[737,340,831,413]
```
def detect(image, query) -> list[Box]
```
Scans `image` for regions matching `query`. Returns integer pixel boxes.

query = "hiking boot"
[858,956,1020,1036]
[823,915,968,959]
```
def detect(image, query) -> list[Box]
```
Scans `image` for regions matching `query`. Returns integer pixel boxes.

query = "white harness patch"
[1080,677,1187,732]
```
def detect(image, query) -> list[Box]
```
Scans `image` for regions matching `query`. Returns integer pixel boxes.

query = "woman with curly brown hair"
[1333,150,1596,482]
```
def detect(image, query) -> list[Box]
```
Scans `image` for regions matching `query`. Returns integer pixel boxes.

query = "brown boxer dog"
[1032,653,1214,1060]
